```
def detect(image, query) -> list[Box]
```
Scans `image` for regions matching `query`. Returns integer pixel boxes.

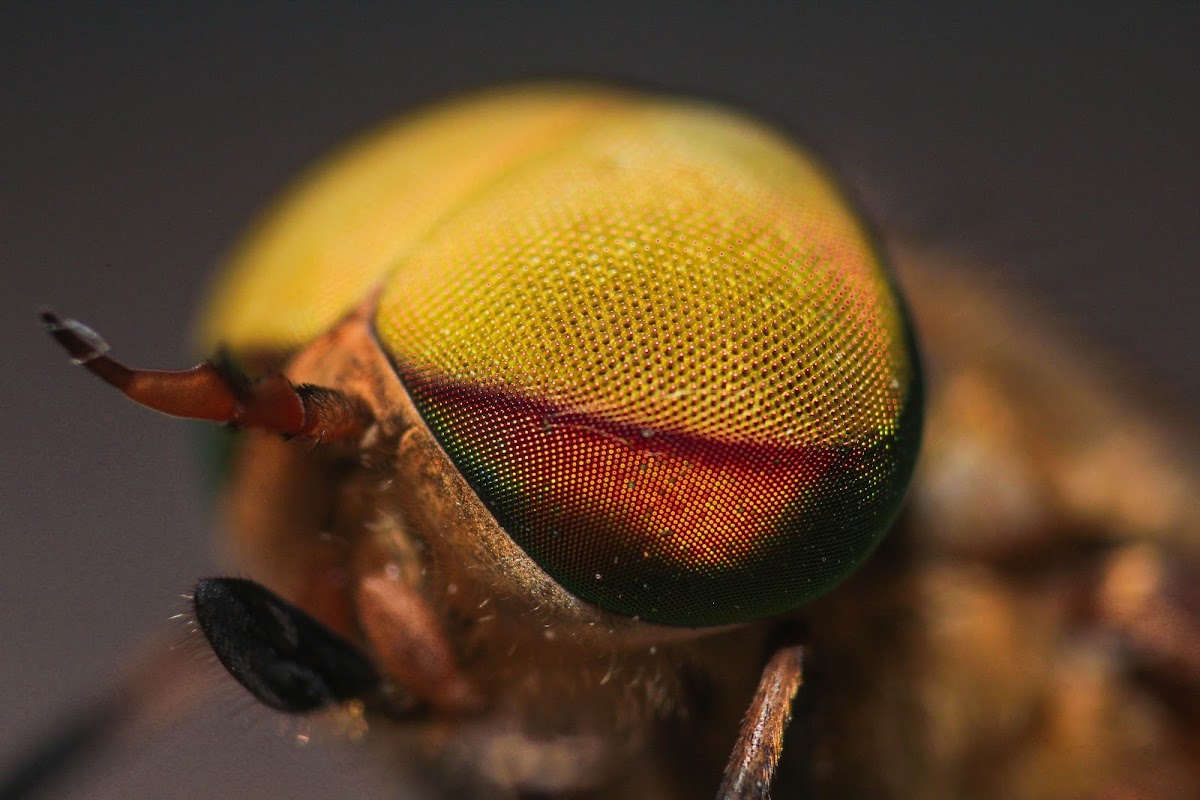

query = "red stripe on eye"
[399,369,873,572]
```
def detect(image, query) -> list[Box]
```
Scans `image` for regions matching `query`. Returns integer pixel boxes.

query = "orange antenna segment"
[41,309,371,441]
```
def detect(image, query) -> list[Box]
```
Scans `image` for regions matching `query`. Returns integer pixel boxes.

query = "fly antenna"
[40,309,372,442]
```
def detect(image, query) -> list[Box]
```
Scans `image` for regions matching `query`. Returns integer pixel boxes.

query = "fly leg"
[716,645,805,800]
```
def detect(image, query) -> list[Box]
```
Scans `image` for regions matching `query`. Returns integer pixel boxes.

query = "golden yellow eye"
[207,85,923,625]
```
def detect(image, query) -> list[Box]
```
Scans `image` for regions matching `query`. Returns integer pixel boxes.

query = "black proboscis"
[193,577,379,713]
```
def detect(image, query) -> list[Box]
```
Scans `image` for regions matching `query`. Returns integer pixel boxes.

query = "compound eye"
[375,103,922,626]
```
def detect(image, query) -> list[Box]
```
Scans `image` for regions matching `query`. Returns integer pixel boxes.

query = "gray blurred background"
[2,4,1197,798]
